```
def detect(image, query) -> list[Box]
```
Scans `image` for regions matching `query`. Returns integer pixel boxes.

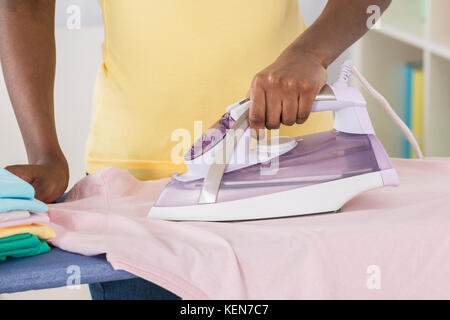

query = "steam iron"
[148,61,422,221]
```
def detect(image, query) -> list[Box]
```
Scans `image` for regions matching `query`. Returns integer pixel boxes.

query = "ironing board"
[0,247,136,294]
[0,193,136,294]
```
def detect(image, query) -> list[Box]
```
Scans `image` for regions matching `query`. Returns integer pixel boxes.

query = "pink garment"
[0,212,49,228]
[48,159,450,299]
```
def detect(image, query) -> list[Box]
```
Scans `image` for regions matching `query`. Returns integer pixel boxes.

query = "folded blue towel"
[0,168,35,199]
[0,198,48,213]
[0,168,48,213]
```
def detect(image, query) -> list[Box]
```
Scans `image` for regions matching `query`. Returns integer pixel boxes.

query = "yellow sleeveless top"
[86,0,333,180]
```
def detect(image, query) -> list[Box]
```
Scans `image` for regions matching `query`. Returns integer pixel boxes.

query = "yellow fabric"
[0,223,56,240]
[86,0,334,180]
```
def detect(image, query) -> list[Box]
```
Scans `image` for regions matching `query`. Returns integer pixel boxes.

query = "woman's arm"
[249,0,392,132]
[0,0,69,202]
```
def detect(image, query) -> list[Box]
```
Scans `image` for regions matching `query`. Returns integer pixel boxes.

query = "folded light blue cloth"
[0,168,48,213]
[0,198,48,213]
[0,168,35,199]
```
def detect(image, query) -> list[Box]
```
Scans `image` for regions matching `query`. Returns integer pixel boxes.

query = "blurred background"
[0,0,449,299]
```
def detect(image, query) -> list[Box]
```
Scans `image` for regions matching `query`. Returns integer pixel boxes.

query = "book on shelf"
[403,62,424,159]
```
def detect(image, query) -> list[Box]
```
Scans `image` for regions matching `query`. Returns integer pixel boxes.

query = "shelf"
[425,54,450,156]
[372,24,426,51]
[352,0,450,158]
[372,25,450,62]
[370,0,450,62]
[429,0,450,49]
[429,43,450,62]
[380,0,427,39]
[355,32,423,158]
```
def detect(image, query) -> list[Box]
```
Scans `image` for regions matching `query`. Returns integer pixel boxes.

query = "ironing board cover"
[0,248,135,293]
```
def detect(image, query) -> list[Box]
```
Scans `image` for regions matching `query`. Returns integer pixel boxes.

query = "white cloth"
[0,211,30,222]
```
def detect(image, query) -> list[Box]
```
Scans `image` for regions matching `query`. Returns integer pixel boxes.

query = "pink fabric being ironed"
[48,158,450,300]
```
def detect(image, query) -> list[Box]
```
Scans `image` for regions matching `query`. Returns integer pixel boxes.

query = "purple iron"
[148,61,422,221]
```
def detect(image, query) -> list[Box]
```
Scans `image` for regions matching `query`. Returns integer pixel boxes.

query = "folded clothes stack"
[0,168,55,261]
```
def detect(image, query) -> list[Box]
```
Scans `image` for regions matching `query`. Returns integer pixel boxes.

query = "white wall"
[0,1,342,300]
[55,0,102,27]
[0,1,104,188]
[299,0,327,26]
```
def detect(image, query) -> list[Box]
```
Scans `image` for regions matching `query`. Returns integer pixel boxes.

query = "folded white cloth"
[0,211,30,222]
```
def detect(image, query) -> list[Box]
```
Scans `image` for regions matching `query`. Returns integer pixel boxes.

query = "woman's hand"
[5,154,69,204]
[248,0,393,133]
[248,49,327,132]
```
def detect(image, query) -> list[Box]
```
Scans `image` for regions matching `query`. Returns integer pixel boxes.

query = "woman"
[0,0,391,300]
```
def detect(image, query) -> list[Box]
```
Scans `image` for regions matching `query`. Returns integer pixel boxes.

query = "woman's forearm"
[0,0,62,164]
[288,0,392,68]
[248,0,391,131]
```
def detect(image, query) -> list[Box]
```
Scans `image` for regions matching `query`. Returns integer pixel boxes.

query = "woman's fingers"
[281,93,299,126]
[249,83,266,137]
[265,91,282,130]
[249,65,325,130]
[297,87,317,124]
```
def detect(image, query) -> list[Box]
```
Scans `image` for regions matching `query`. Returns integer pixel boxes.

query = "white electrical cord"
[351,66,424,159]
